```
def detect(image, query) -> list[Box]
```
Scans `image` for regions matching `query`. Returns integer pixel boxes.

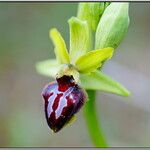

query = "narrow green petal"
[36,59,59,78]
[68,17,90,63]
[49,28,70,64]
[80,70,130,97]
[75,47,114,73]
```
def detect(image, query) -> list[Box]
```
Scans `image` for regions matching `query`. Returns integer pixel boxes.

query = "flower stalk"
[84,90,108,147]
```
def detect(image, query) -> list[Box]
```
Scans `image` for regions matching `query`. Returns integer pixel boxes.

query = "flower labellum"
[42,75,87,133]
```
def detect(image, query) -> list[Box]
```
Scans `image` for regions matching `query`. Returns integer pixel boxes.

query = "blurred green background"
[0,2,150,147]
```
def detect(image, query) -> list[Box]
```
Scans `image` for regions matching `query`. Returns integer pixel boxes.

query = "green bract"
[77,2,105,31]
[36,2,130,97]
[95,3,130,49]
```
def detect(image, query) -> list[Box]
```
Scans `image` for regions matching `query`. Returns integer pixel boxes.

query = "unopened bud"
[95,3,130,49]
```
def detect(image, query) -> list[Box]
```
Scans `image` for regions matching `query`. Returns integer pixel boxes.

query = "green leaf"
[68,17,90,63]
[95,3,130,49]
[80,70,130,97]
[75,47,114,73]
[77,2,105,31]
[49,28,70,64]
[36,59,59,78]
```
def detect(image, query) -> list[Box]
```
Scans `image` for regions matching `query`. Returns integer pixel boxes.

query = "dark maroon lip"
[42,75,87,132]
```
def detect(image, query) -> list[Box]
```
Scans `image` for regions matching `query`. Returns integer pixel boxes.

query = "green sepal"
[68,17,90,63]
[35,59,59,78]
[80,70,130,97]
[49,28,70,64]
[95,3,130,49]
[75,47,114,73]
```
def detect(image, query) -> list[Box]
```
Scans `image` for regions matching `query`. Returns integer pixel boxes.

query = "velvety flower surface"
[42,75,87,132]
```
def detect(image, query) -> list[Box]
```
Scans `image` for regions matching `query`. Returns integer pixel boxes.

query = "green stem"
[84,90,108,147]
[78,5,108,146]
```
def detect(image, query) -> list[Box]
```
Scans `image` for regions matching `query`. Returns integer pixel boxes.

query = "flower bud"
[95,3,130,49]
[42,75,87,132]
[77,2,105,31]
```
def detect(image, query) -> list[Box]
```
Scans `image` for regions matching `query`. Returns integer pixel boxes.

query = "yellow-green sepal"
[49,28,70,64]
[36,59,59,78]
[68,17,90,64]
[80,70,130,97]
[75,47,114,73]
